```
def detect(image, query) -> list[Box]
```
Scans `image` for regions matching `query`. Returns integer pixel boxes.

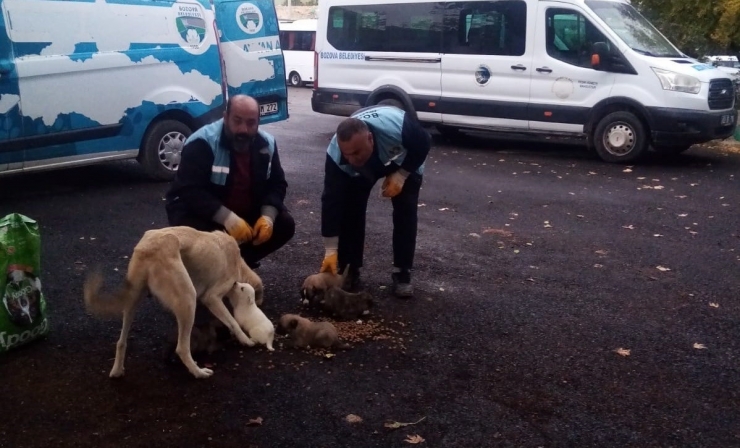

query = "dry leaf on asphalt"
[693,343,707,350]
[247,417,263,427]
[622,225,635,230]
[623,168,633,173]
[384,417,427,429]
[595,249,608,255]
[405,434,425,444]
[615,348,631,356]
[656,266,671,272]
[346,414,363,424]
[469,233,481,238]
[709,302,720,308]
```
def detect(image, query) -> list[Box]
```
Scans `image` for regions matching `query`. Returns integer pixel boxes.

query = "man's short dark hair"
[336,118,369,142]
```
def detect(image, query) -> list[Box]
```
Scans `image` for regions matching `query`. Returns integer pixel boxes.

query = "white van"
[279,19,317,86]
[311,0,738,163]
[0,0,288,180]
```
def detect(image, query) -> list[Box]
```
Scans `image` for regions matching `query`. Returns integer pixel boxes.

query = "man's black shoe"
[343,267,362,292]
[392,270,413,298]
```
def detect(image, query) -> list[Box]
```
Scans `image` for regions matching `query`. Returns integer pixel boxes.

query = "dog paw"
[193,368,214,379]
[109,367,124,378]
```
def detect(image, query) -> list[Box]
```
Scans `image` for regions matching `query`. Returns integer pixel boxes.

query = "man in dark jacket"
[165,94,295,268]
[319,105,431,298]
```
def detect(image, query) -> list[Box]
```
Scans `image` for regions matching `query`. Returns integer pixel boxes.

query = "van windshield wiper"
[632,48,657,56]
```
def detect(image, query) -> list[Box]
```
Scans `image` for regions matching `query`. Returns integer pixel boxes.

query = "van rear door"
[0,6,22,174]
[213,0,288,123]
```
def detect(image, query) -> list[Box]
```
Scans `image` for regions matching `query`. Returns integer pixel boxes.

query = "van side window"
[445,1,527,56]
[545,9,611,68]
[280,31,315,51]
[327,4,443,53]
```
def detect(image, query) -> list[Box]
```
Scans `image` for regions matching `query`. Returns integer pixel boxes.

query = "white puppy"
[231,282,275,351]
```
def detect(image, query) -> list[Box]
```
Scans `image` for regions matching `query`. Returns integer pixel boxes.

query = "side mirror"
[591,42,610,71]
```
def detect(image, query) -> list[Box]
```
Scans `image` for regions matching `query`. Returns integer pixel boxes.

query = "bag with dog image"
[0,213,49,354]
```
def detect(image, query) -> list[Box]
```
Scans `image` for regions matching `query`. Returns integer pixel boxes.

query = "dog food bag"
[0,213,49,354]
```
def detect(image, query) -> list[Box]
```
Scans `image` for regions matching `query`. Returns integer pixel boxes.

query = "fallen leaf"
[418,203,427,207]
[325,353,336,359]
[438,207,449,211]
[577,214,585,218]
[656,266,671,272]
[469,233,481,238]
[623,168,633,173]
[595,249,608,255]
[637,176,646,180]
[653,234,663,237]
[676,195,687,199]
[594,264,603,268]
[405,434,425,444]
[247,417,263,427]
[384,417,427,429]
[346,414,363,424]
[513,249,520,254]
[439,287,444,292]
[677,213,688,217]
[693,343,707,350]
[615,348,631,356]
[622,225,635,230]
[709,302,719,308]
[653,186,664,190]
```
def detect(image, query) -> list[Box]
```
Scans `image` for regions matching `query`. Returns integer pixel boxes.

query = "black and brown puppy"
[277,314,350,349]
[300,264,350,306]
[319,286,374,321]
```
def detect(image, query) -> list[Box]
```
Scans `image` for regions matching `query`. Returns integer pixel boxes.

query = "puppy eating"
[277,314,350,350]
[231,282,275,351]
[300,264,350,306]
[319,286,374,321]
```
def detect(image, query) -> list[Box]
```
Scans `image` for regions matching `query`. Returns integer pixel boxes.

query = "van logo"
[173,2,208,55]
[475,65,491,86]
[236,3,264,35]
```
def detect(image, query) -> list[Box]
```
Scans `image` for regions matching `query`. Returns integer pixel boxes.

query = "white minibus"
[311,0,738,163]
[279,19,317,87]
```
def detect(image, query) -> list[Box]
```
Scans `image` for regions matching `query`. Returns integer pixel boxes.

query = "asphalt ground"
[1,87,739,448]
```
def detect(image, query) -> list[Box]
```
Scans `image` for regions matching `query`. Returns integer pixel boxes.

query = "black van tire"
[289,71,302,87]
[377,98,405,111]
[140,119,192,181]
[593,111,648,163]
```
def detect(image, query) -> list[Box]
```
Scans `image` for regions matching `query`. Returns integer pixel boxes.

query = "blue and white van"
[0,0,287,180]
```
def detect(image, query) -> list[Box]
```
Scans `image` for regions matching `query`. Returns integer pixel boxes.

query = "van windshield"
[585,1,681,58]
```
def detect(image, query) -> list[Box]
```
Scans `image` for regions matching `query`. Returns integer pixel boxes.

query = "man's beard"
[227,131,255,152]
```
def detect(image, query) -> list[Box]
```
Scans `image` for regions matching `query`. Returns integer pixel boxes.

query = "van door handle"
[536,67,553,74]
[511,64,527,71]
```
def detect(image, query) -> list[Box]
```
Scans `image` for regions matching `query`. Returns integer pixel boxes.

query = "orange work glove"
[320,236,338,274]
[223,212,253,244]
[252,215,274,246]
[381,169,410,198]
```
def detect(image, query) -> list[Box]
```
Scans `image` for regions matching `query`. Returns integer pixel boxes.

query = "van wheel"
[377,98,405,111]
[289,72,302,87]
[593,111,648,163]
[140,119,191,181]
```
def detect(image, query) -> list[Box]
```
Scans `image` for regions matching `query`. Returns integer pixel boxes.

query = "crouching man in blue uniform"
[319,105,431,298]
[165,94,295,269]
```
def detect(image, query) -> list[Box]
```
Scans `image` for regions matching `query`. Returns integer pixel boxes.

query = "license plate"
[720,114,734,126]
[259,102,278,117]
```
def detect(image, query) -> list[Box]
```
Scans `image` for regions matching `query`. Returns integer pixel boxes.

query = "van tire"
[377,98,405,111]
[140,119,192,181]
[289,72,302,87]
[593,111,648,163]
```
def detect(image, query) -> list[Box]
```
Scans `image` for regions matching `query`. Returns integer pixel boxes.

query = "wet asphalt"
[1,87,739,448]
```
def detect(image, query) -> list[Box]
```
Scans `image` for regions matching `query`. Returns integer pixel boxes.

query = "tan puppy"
[83,226,263,379]
[277,314,350,350]
[319,286,374,321]
[231,282,275,351]
[300,264,350,306]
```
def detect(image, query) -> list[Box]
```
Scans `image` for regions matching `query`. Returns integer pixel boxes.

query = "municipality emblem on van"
[176,15,206,45]
[237,3,264,35]
[475,65,491,86]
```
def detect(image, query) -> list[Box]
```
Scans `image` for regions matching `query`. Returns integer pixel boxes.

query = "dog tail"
[83,268,138,317]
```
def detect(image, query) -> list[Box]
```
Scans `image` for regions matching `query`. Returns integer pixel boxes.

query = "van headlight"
[652,68,701,94]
